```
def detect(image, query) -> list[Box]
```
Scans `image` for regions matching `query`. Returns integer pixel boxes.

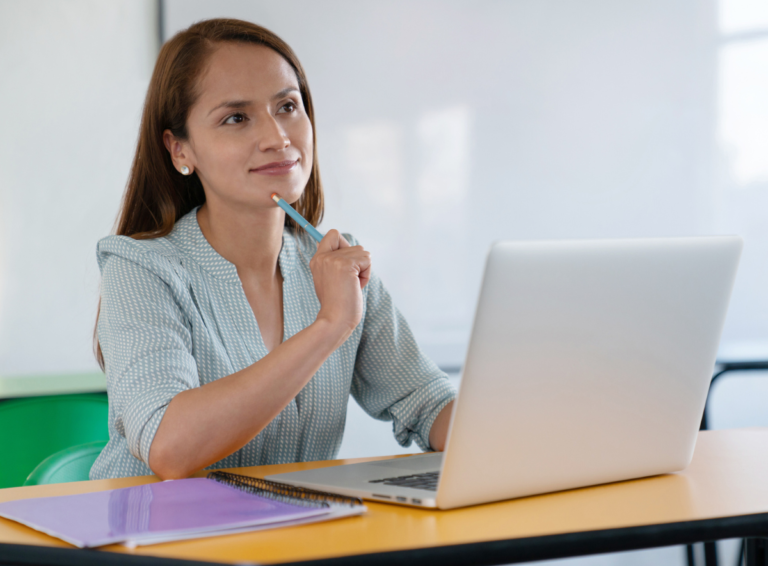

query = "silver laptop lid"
[437,236,741,509]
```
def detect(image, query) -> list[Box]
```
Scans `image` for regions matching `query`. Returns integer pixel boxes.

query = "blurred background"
[1,1,767,563]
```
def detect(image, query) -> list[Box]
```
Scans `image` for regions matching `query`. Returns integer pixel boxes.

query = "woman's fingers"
[358,261,371,289]
[317,229,350,252]
[315,230,367,277]
[321,246,370,279]
[310,229,372,334]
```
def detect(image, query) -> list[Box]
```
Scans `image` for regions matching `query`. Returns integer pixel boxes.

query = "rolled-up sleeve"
[98,252,199,466]
[350,269,457,451]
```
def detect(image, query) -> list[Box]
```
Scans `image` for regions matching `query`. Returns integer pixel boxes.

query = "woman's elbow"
[148,439,194,480]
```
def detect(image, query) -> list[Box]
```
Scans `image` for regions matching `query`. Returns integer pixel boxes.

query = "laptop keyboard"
[369,471,440,491]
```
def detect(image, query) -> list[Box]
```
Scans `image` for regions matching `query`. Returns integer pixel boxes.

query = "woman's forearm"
[149,229,371,479]
[149,319,348,479]
[428,401,455,452]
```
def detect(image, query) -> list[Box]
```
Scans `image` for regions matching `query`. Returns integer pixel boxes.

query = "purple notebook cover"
[0,478,329,548]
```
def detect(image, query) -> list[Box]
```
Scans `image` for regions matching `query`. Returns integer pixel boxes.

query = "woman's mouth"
[250,160,298,175]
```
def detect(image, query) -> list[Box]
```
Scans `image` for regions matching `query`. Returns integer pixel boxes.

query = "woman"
[91,19,456,480]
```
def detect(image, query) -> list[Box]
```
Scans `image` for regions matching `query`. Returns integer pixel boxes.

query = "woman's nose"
[258,115,290,152]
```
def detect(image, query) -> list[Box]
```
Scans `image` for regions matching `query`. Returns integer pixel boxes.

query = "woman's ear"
[163,129,194,175]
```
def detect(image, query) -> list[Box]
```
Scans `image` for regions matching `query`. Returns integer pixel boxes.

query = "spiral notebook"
[0,471,366,548]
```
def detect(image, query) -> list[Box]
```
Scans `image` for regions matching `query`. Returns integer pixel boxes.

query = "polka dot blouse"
[90,208,456,479]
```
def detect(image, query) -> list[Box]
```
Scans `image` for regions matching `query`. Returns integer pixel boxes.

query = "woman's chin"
[248,169,310,205]
[266,185,304,205]
[210,180,305,209]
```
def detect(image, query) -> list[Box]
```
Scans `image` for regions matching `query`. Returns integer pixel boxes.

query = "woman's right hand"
[310,230,371,340]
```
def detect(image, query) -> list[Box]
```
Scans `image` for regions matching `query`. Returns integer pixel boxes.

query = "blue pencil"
[271,193,324,243]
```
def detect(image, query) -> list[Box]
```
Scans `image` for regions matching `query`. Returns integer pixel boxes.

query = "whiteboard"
[0,0,156,375]
[166,0,759,368]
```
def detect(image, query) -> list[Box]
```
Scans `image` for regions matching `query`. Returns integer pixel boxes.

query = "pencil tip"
[271,193,280,202]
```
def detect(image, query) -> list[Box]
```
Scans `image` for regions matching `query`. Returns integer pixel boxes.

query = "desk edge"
[3,511,768,566]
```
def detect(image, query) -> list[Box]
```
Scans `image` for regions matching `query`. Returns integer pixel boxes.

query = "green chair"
[24,440,108,486]
[0,393,109,489]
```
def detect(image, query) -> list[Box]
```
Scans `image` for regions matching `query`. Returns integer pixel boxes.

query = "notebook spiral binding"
[207,471,364,509]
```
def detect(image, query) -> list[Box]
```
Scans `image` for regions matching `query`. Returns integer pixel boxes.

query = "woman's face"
[168,42,313,209]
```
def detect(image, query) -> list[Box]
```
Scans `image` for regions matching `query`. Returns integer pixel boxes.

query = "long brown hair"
[95,19,324,369]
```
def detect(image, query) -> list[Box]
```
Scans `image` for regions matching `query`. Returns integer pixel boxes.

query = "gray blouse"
[90,208,456,479]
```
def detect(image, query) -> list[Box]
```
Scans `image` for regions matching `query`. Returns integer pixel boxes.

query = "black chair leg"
[745,538,768,566]
[685,542,720,566]
[704,541,718,566]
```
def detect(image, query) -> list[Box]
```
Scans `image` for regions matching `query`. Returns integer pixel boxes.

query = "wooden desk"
[2,429,768,566]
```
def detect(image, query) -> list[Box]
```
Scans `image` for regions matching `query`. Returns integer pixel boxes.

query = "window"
[714,0,768,358]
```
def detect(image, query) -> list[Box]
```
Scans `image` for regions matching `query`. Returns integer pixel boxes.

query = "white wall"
[5,0,765,377]
[0,0,157,376]
[164,0,733,369]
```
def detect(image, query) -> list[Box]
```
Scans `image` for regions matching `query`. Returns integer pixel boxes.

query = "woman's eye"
[223,113,246,125]
[278,101,296,114]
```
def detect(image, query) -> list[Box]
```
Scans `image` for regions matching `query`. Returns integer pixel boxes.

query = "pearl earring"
[181,166,190,175]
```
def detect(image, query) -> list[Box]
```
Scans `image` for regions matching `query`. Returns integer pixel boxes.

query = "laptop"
[267,236,742,509]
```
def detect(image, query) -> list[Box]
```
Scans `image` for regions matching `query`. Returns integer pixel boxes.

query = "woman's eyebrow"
[272,87,300,100]
[207,99,250,117]
[206,88,299,117]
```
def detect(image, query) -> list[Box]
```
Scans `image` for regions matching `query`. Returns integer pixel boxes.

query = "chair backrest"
[0,393,108,488]
[24,440,108,486]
